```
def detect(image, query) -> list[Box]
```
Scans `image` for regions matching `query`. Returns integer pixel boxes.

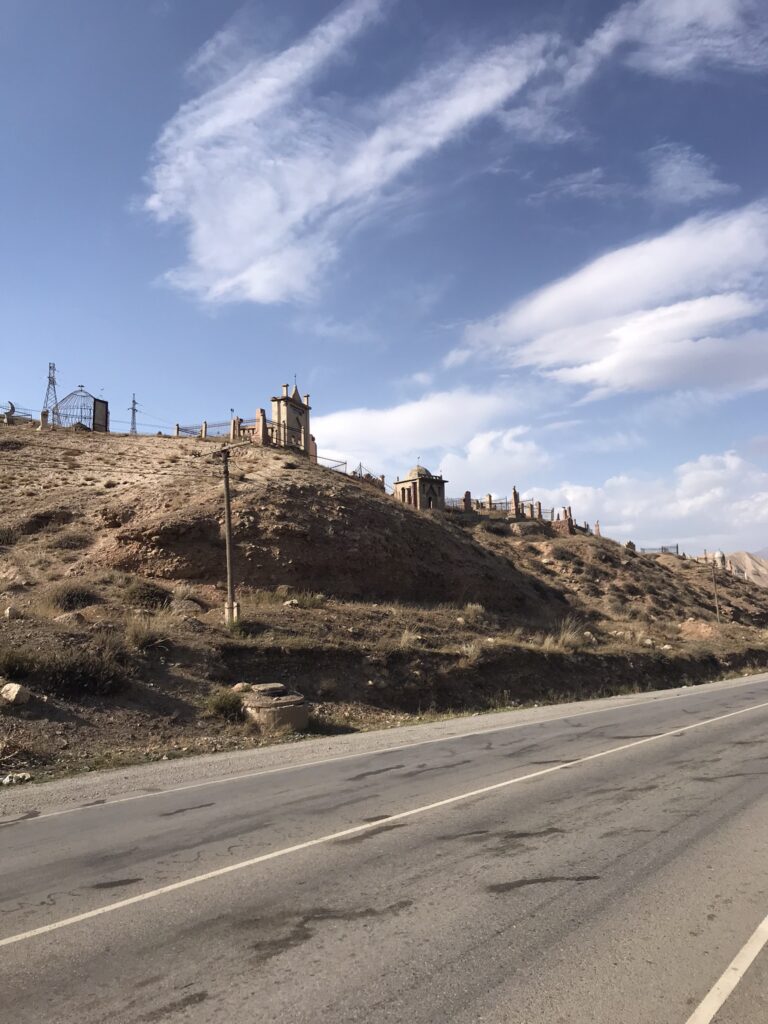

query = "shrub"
[480,519,509,536]
[2,634,127,695]
[125,579,171,609]
[204,686,243,721]
[47,530,93,551]
[463,602,486,625]
[0,646,34,680]
[49,583,100,611]
[399,627,420,650]
[42,635,127,694]
[459,639,483,664]
[0,526,19,546]
[551,546,579,562]
[541,615,586,652]
[125,612,172,652]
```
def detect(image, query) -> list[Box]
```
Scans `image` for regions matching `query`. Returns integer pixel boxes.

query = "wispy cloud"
[291,313,378,345]
[528,143,735,206]
[145,0,767,308]
[502,0,768,149]
[600,0,768,77]
[145,0,552,305]
[645,142,737,204]
[451,202,768,398]
[527,167,628,204]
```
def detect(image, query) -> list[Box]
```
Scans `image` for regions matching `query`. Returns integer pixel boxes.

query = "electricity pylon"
[43,363,60,424]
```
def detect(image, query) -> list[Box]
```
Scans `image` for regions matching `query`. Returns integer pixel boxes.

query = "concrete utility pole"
[712,562,721,625]
[221,450,237,626]
[208,440,251,626]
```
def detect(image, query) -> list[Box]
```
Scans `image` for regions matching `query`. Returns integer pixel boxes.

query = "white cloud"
[145,1,552,304]
[645,142,737,204]
[438,428,548,497]
[528,143,734,207]
[532,450,768,551]
[145,0,767,307]
[501,0,768,152]
[527,167,627,204]
[314,387,516,466]
[314,386,768,549]
[599,0,768,77]
[453,203,768,398]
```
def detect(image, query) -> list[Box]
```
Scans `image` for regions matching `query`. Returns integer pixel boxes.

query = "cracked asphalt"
[1,674,767,1023]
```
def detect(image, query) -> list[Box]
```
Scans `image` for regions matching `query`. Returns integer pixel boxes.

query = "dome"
[407,465,433,478]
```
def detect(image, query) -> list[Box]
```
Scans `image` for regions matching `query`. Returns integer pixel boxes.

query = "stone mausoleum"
[393,465,446,510]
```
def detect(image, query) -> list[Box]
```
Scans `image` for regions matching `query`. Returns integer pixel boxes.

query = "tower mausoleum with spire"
[252,383,317,458]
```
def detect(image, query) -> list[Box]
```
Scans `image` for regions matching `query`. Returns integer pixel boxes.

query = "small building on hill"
[394,465,446,510]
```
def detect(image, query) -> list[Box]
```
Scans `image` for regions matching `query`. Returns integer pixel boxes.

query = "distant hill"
[755,547,768,560]
[728,551,768,589]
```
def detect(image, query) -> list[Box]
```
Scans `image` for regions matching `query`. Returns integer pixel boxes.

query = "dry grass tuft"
[124,579,171,609]
[47,530,94,551]
[463,602,486,624]
[0,525,19,546]
[49,583,100,612]
[459,639,483,664]
[1,632,128,695]
[204,686,243,721]
[0,645,35,680]
[294,591,327,609]
[124,612,173,652]
[399,627,421,650]
[541,615,586,652]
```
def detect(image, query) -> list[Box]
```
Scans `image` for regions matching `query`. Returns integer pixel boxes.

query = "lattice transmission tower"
[43,362,60,424]
[129,394,138,435]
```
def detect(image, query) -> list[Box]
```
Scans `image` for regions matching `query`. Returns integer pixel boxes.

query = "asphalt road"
[2,675,768,1023]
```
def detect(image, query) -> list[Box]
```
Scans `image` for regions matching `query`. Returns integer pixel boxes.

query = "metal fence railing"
[314,454,347,473]
[446,496,559,520]
[1,402,37,420]
[205,421,231,437]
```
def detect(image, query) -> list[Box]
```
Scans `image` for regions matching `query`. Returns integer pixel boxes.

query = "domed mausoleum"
[393,465,446,510]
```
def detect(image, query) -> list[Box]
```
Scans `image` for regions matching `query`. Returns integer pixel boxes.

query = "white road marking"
[3,675,765,827]
[684,910,768,1023]
[2,695,768,949]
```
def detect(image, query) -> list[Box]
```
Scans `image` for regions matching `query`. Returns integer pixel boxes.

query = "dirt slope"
[728,551,768,589]
[2,424,768,781]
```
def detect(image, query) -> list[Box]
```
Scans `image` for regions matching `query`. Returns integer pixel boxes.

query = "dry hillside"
[2,424,768,781]
[728,551,768,589]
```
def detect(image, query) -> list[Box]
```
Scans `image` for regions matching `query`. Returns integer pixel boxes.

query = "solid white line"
[4,675,766,827]
[684,910,768,1023]
[2,695,768,949]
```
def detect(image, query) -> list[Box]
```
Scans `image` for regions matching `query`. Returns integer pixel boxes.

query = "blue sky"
[3,0,768,551]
